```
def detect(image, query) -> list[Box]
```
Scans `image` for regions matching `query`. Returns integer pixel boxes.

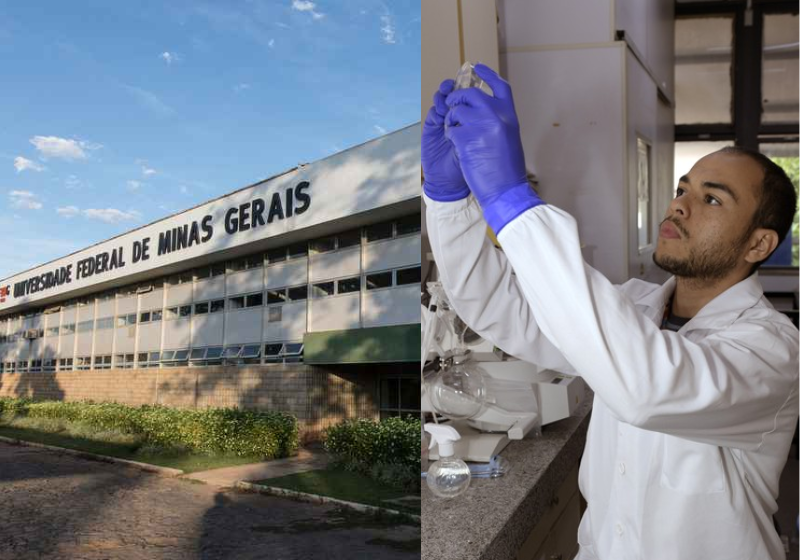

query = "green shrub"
[0,397,298,459]
[323,416,420,489]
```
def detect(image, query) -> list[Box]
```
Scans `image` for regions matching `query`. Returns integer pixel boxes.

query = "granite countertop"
[422,391,593,560]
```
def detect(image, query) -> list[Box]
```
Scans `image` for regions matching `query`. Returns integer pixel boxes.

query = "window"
[241,344,261,364]
[762,146,798,266]
[268,307,282,323]
[136,284,154,294]
[675,4,798,266]
[283,343,304,363]
[205,347,223,364]
[396,266,421,286]
[76,356,91,371]
[288,285,308,301]
[168,271,194,285]
[195,302,209,314]
[43,359,56,373]
[179,305,192,317]
[151,309,163,322]
[161,349,189,367]
[211,263,226,277]
[312,282,334,298]
[246,255,263,269]
[116,313,136,327]
[228,258,247,273]
[46,326,60,337]
[115,354,135,369]
[61,323,76,335]
[29,360,42,373]
[264,342,304,364]
[140,311,151,323]
[189,347,224,366]
[288,242,308,259]
[264,343,284,363]
[210,299,225,313]
[118,285,137,297]
[338,229,361,249]
[77,320,93,333]
[222,345,242,359]
[245,293,264,307]
[196,266,212,280]
[380,375,421,419]
[228,296,245,310]
[338,277,361,294]
[267,247,287,263]
[310,236,336,254]
[366,271,393,290]
[58,358,73,371]
[96,317,114,330]
[16,361,28,373]
[165,307,179,320]
[366,221,393,242]
[94,355,112,370]
[396,214,421,236]
[267,289,287,305]
[137,352,161,368]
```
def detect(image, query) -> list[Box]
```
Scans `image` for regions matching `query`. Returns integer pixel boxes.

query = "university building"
[0,124,421,436]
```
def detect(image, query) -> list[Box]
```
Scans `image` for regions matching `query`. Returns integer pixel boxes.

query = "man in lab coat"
[423,64,799,560]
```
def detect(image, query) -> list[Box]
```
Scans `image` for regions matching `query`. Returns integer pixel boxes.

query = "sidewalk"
[183,447,330,488]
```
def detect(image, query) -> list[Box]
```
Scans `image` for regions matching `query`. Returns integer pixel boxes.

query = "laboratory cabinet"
[516,463,582,560]
[499,3,675,284]
[497,0,674,101]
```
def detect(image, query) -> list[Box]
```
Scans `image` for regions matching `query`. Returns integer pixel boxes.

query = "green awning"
[303,324,420,364]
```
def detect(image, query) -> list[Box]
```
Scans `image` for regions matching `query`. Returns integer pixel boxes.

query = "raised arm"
[425,193,574,372]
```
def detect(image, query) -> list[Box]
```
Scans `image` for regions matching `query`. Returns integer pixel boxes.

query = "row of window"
[1,215,422,325]
[0,266,421,341]
[0,343,305,372]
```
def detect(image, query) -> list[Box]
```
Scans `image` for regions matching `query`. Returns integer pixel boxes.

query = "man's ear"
[744,228,780,265]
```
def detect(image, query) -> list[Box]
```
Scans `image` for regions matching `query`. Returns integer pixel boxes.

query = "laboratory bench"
[422,390,593,560]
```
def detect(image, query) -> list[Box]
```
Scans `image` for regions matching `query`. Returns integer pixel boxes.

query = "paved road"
[0,442,420,560]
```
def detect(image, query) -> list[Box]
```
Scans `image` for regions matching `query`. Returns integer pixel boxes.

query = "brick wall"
[0,365,380,440]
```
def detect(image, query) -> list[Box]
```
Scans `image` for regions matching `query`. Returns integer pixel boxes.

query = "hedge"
[323,417,420,490]
[0,397,298,459]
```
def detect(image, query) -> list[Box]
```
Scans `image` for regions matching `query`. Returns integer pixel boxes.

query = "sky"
[0,0,421,281]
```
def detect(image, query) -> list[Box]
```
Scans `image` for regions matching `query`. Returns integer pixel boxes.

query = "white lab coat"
[425,194,799,560]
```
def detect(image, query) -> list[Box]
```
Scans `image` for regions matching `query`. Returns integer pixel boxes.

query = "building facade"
[0,124,421,435]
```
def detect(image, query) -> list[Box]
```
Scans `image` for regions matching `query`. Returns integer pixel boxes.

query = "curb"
[235,481,421,523]
[0,435,185,477]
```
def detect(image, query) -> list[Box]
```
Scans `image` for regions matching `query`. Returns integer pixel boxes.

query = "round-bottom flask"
[429,350,487,420]
[426,456,471,499]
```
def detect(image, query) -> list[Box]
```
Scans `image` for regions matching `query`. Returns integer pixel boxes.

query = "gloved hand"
[445,64,544,233]
[422,79,470,202]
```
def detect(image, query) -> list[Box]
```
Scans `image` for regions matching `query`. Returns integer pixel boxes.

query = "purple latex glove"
[445,64,544,233]
[422,79,470,202]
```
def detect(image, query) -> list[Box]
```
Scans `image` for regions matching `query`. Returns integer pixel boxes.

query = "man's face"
[653,151,763,280]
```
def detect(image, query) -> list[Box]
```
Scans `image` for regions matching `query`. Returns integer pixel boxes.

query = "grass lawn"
[0,420,265,473]
[255,466,420,516]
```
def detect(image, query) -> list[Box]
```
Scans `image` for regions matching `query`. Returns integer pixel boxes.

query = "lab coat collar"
[635,274,764,331]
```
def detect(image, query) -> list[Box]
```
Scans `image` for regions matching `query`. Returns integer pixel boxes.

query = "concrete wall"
[0,365,381,441]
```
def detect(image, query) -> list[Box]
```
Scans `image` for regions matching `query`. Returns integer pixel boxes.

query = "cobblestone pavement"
[0,442,420,560]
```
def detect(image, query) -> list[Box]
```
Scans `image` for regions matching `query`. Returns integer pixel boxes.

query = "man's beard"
[653,219,753,281]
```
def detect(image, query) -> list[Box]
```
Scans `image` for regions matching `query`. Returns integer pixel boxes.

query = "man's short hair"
[719,146,797,267]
